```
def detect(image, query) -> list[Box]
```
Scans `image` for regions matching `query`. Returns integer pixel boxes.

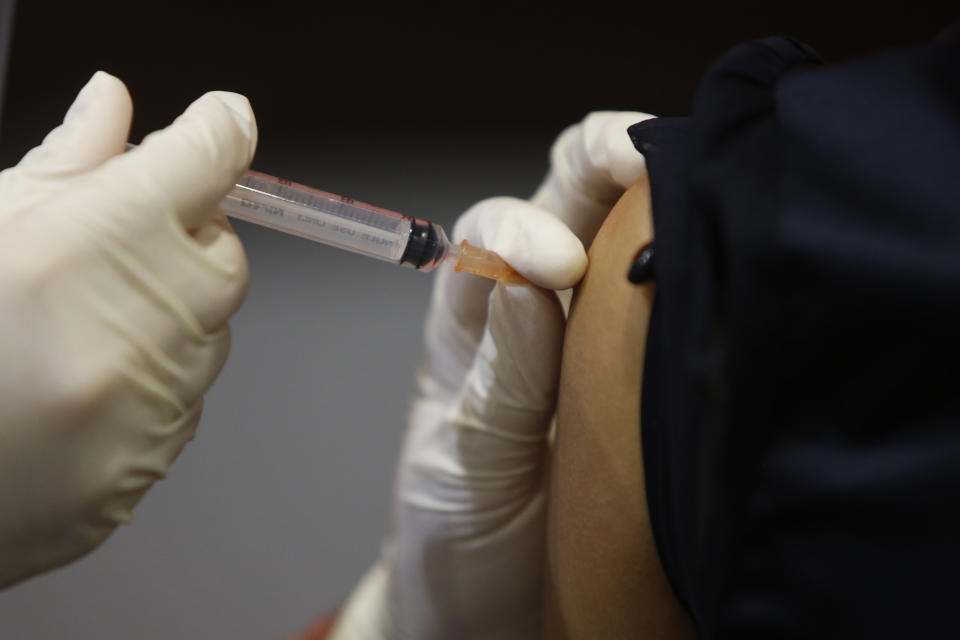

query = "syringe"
[124,143,527,284]
[219,169,529,285]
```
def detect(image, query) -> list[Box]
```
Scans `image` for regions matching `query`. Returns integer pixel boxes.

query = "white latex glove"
[0,71,257,588]
[329,111,653,640]
[531,111,655,249]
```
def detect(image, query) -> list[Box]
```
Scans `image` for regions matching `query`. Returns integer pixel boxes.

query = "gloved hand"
[0,71,257,589]
[329,111,653,640]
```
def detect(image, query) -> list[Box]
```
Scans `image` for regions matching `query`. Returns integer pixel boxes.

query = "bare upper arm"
[543,175,695,639]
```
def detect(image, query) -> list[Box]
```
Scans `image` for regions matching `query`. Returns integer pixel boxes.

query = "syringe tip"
[453,240,531,286]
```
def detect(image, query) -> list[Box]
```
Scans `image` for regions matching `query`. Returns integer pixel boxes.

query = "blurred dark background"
[3,1,957,167]
[0,2,955,638]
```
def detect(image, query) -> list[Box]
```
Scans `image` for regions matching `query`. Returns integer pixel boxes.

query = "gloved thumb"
[87,90,257,231]
[11,71,132,183]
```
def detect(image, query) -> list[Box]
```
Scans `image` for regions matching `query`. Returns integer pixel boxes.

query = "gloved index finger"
[94,91,257,230]
[452,197,588,291]
[422,196,584,399]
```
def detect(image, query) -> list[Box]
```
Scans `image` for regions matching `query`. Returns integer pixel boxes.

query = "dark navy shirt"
[633,31,960,638]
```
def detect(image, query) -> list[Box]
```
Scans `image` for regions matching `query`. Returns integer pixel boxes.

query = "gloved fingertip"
[454,197,589,290]
[90,70,126,92]
[12,71,130,176]
[488,203,588,290]
[584,111,655,189]
[221,93,258,169]
[505,236,587,291]
[64,71,129,125]
[205,92,258,158]
[207,91,255,132]
[170,91,257,171]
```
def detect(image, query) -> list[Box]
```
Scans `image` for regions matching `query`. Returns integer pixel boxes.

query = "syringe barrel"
[221,171,448,268]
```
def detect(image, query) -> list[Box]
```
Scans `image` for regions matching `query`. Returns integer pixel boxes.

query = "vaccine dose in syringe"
[221,172,450,271]
[218,170,528,284]
[126,142,527,284]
